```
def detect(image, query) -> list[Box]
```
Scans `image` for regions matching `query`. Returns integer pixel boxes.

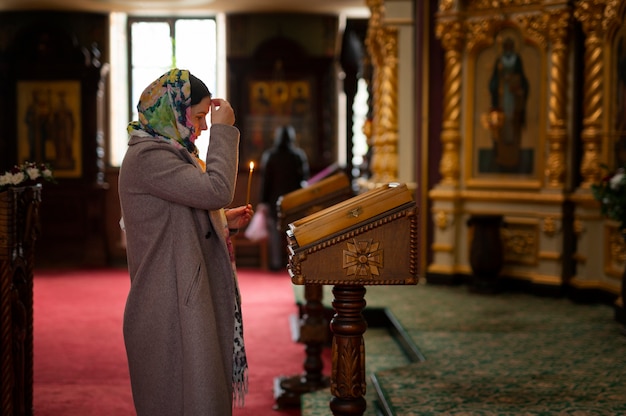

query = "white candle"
[246,161,254,206]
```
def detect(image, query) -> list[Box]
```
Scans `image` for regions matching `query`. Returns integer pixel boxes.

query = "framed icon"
[16,80,82,178]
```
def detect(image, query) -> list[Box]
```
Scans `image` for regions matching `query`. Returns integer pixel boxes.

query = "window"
[109,15,219,166]
[128,17,217,123]
[352,78,370,176]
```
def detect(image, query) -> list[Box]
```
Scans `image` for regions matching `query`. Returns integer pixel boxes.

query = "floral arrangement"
[591,164,626,231]
[0,161,55,192]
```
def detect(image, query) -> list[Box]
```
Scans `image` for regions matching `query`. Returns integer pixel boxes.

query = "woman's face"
[190,96,212,139]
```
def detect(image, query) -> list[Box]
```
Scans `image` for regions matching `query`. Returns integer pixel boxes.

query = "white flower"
[0,162,54,191]
[10,172,25,185]
[42,168,53,179]
[26,166,40,180]
[610,172,625,190]
[0,174,11,187]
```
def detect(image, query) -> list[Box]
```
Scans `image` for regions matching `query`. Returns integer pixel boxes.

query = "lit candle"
[246,161,254,206]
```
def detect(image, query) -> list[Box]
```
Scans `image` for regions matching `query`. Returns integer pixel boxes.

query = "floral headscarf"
[127,69,200,157]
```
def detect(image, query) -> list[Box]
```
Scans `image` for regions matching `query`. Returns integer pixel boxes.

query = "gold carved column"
[571,0,626,312]
[544,9,572,188]
[575,1,607,188]
[434,12,465,187]
[366,0,399,184]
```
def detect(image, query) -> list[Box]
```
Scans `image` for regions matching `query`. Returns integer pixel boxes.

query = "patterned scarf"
[221,210,249,407]
[127,69,200,157]
[127,68,248,406]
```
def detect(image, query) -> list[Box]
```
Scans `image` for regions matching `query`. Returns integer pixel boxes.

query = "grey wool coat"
[118,124,240,416]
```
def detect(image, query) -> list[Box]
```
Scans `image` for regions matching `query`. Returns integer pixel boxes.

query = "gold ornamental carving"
[513,13,548,49]
[465,18,501,52]
[502,224,538,265]
[366,0,399,184]
[576,0,609,35]
[435,210,449,230]
[438,0,455,12]
[573,218,585,236]
[543,216,557,237]
[468,0,544,10]
[604,0,625,32]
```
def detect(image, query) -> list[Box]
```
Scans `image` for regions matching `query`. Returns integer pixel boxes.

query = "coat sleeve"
[127,124,240,211]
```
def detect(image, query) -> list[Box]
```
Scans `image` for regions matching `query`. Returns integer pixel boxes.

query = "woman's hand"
[226,204,253,230]
[211,98,235,126]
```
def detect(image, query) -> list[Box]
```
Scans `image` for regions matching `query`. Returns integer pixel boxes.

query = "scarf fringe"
[232,369,249,408]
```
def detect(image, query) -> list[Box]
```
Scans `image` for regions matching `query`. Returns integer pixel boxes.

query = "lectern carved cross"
[343,239,383,278]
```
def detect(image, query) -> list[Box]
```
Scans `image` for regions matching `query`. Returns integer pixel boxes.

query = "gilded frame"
[16,80,82,178]
[242,78,316,167]
[465,23,546,189]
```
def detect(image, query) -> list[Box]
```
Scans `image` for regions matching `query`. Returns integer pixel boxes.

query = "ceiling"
[0,0,370,17]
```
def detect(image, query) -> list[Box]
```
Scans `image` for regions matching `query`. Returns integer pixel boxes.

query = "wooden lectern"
[277,171,354,229]
[274,172,353,409]
[287,183,418,416]
[0,185,42,416]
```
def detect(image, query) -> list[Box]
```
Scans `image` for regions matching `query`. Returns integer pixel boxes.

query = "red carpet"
[33,267,327,416]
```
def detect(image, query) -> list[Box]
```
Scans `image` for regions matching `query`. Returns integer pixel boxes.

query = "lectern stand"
[274,172,353,409]
[287,183,418,415]
[0,185,41,416]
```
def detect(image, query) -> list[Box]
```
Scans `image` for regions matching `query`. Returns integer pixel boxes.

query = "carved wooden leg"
[1,187,39,416]
[274,284,330,409]
[329,284,367,416]
[1,260,14,416]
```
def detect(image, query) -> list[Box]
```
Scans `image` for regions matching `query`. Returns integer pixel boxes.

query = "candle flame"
[249,161,254,171]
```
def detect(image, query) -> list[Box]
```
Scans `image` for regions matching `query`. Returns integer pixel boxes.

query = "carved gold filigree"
[502,224,538,265]
[465,17,500,52]
[435,210,449,230]
[505,230,536,256]
[438,0,455,13]
[513,12,548,49]
[576,0,608,34]
[543,216,557,237]
[343,239,383,278]
[604,0,625,32]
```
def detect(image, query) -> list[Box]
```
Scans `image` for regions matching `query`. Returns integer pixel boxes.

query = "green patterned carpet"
[297,283,626,415]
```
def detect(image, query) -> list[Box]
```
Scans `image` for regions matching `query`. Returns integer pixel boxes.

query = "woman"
[118,69,250,415]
